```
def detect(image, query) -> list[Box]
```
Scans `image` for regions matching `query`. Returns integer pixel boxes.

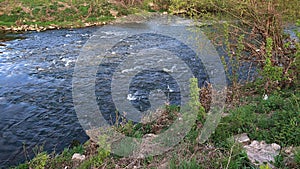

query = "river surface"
[0,27,98,167]
[2,16,296,168]
[0,16,216,167]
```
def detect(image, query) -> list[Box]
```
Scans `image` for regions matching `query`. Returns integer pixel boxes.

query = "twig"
[225,144,235,169]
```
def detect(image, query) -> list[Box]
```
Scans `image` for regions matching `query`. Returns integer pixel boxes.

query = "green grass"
[47,145,84,168]
[295,148,300,165]
[0,14,20,26]
[171,158,201,169]
[0,0,120,29]
[12,145,84,169]
[212,88,300,148]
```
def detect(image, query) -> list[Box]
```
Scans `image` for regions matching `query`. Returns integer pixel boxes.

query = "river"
[2,15,294,167]
[0,27,100,167]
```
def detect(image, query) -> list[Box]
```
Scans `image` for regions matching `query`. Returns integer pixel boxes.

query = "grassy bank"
[0,0,133,31]
[0,0,171,32]
[1,0,299,31]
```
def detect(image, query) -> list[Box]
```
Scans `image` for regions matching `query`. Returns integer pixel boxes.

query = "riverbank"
[0,20,107,32]
[0,0,118,32]
[11,86,300,169]
[0,0,168,33]
[1,0,299,33]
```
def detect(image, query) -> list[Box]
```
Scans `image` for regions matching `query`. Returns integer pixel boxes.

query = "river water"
[0,17,215,167]
[2,15,292,167]
[0,27,99,167]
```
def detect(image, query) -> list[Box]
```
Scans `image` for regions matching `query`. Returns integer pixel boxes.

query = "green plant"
[212,90,300,147]
[96,134,111,163]
[48,145,84,168]
[141,0,171,12]
[223,140,253,169]
[289,20,300,88]
[169,154,179,168]
[294,148,300,165]
[11,163,29,169]
[262,38,283,91]
[177,158,201,169]
[29,152,48,169]
[78,134,111,168]
[183,78,206,144]
[120,120,134,136]
[259,164,272,169]
[169,154,203,169]
[274,154,285,168]
[169,0,225,18]
[221,22,245,90]
[188,78,205,122]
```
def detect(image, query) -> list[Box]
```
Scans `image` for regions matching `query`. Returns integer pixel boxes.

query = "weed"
[262,38,284,92]
[259,164,272,169]
[295,148,300,166]
[176,158,201,169]
[223,139,253,169]
[274,154,285,168]
[29,151,48,169]
[212,89,300,147]
[47,145,84,168]
[188,78,205,123]
[78,134,110,168]
[11,163,29,169]
[221,22,246,90]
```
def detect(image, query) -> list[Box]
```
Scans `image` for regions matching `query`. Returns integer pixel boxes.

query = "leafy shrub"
[29,152,48,169]
[169,0,225,17]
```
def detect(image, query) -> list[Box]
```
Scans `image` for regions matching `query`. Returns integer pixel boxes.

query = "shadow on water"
[0,32,25,42]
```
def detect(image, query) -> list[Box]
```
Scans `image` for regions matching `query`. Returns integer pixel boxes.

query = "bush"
[29,152,48,169]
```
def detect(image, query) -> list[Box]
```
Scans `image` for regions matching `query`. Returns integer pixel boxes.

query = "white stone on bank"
[72,153,86,161]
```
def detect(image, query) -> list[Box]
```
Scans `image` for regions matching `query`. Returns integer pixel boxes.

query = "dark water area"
[95,32,208,124]
[0,33,25,42]
[0,27,97,168]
